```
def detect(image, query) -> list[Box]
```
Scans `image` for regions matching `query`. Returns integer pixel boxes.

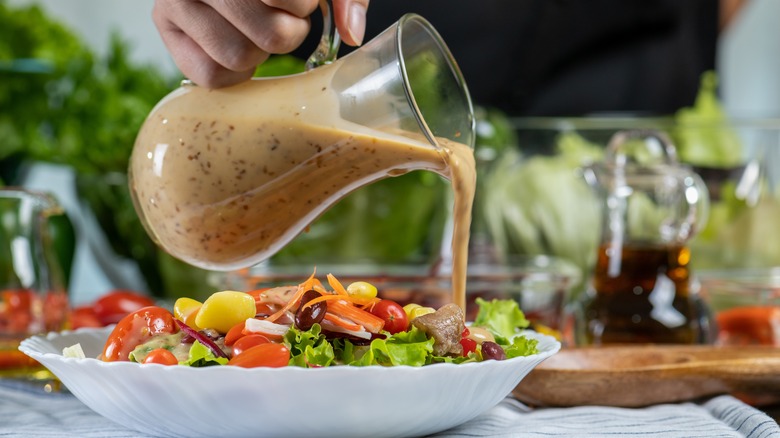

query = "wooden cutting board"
[513,345,780,408]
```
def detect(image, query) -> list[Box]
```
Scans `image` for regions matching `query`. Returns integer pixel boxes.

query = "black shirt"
[297,0,718,117]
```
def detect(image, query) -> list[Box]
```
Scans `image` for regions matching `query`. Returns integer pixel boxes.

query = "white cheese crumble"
[62,343,86,359]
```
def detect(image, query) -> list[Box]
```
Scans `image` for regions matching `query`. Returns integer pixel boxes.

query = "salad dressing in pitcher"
[129,14,476,310]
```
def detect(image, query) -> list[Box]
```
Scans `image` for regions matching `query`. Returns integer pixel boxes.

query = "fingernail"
[347,2,366,45]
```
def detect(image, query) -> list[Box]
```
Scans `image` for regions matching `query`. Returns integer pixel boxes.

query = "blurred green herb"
[0,1,178,173]
[0,1,184,297]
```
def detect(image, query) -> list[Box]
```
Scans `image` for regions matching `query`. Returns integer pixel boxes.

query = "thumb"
[333,0,369,46]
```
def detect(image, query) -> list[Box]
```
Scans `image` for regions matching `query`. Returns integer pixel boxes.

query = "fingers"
[203,0,316,55]
[152,0,318,89]
[333,0,369,46]
[262,0,319,19]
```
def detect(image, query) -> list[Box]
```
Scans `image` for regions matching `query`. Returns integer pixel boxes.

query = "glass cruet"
[573,130,712,345]
[0,187,69,380]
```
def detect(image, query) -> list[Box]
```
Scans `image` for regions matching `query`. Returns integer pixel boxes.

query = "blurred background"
[2,0,780,336]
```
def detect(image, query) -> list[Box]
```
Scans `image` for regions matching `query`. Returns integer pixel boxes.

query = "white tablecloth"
[1,379,777,438]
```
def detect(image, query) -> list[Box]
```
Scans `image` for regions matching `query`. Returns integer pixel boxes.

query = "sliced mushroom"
[412,303,465,356]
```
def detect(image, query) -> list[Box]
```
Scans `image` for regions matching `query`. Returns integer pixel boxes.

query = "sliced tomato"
[224,320,247,346]
[227,343,290,368]
[101,306,177,362]
[231,334,271,357]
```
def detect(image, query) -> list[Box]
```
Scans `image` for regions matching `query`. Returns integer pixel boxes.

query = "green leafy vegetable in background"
[273,172,448,264]
[480,70,777,282]
[481,131,603,273]
[691,179,780,269]
[673,71,743,168]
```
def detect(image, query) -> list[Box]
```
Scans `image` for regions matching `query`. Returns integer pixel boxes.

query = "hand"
[153,0,369,89]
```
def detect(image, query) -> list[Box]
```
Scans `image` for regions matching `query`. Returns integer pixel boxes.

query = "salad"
[65,271,540,368]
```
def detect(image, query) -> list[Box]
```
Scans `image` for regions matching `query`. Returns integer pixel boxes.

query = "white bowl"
[20,327,560,438]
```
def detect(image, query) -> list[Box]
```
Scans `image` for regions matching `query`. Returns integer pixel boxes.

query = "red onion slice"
[175,319,228,359]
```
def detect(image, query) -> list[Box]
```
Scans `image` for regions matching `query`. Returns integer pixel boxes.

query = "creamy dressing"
[130,65,475,311]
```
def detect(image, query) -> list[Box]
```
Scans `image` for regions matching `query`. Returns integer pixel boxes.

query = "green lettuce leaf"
[473,298,530,344]
[674,71,743,168]
[346,327,435,367]
[181,341,228,367]
[504,334,539,358]
[285,324,335,368]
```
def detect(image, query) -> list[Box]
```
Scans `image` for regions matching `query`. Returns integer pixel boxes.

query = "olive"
[481,341,506,361]
[295,290,327,331]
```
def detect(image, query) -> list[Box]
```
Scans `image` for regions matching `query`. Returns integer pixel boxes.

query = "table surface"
[1,379,778,438]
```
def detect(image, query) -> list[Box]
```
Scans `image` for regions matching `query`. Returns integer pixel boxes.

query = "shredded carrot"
[328,299,385,333]
[302,293,379,310]
[323,313,363,331]
[327,273,349,296]
[265,268,317,323]
[301,269,319,291]
[303,294,346,309]
[354,297,381,309]
[310,278,325,292]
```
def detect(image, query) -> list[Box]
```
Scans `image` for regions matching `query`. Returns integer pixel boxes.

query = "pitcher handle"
[602,129,710,242]
[306,0,341,70]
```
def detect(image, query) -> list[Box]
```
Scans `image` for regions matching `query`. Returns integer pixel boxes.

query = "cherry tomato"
[142,348,179,365]
[101,306,177,362]
[0,290,33,332]
[227,343,290,368]
[460,338,477,356]
[369,299,409,334]
[70,305,103,329]
[93,290,155,326]
[231,334,271,357]
[224,320,247,346]
[716,306,780,346]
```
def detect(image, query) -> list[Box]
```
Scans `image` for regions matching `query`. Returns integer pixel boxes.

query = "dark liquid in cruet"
[580,243,706,344]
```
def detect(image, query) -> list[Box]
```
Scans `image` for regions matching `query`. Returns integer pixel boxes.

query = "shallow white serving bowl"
[20,326,559,438]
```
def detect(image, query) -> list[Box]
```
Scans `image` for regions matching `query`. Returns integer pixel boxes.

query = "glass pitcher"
[128,7,475,272]
[573,130,712,345]
[0,188,69,380]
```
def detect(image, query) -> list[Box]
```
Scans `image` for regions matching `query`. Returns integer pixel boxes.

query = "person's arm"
[720,0,748,31]
[153,0,369,89]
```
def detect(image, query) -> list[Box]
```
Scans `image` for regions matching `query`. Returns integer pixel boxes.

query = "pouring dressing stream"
[129,13,476,311]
